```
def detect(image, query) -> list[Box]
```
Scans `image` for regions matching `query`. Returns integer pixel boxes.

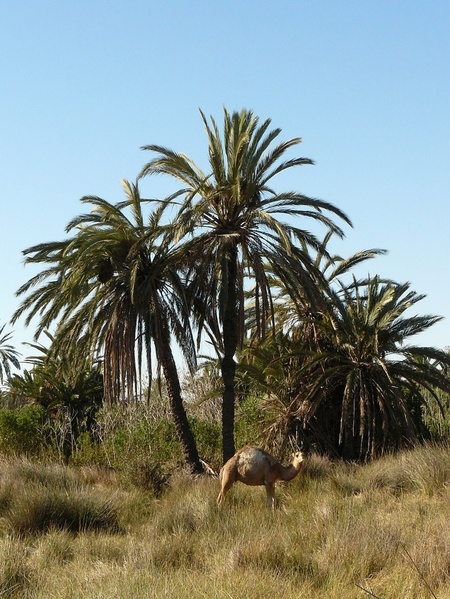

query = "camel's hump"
[236,447,277,467]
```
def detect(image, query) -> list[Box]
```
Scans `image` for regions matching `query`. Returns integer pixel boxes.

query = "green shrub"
[70,431,105,467]
[235,395,267,448]
[0,405,45,456]
[74,417,182,494]
[190,417,222,463]
[422,389,450,441]
[105,418,181,465]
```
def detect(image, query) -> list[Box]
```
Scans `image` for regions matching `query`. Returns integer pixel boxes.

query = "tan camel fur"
[217,446,304,509]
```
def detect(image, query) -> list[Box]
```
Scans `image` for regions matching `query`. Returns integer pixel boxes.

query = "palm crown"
[14,180,203,472]
[301,276,450,459]
[140,108,352,461]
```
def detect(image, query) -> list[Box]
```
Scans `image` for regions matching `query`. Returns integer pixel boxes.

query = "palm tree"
[0,325,21,385]
[299,276,450,460]
[5,335,103,458]
[13,181,203,473]
[238,235,386,455]
[140,108,352,462]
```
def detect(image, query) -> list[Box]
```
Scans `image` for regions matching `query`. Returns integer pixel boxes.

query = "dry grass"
[1,444,450,598]
[0,458,122,536]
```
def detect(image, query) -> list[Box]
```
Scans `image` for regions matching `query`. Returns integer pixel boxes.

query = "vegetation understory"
[1,443,450,599]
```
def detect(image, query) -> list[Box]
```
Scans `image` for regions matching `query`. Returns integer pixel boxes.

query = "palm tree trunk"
[221,351,236,463]
[221,247,238,463]
[157,317,204,475]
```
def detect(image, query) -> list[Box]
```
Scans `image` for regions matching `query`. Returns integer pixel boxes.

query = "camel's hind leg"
[217,466,236,507]
[265,481,276,511]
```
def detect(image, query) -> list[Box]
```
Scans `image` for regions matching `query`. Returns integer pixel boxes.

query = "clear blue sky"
[2,1,450,363]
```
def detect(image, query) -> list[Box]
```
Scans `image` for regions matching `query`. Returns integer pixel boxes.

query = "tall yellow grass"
[1,444,450,598]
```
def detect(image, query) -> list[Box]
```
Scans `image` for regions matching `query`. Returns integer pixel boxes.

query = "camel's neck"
[279,462,302,482]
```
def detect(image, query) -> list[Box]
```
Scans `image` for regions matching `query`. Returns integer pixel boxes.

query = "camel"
[217,446,304,509]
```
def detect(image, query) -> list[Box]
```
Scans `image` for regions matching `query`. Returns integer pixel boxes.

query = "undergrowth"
[1,443,450,598]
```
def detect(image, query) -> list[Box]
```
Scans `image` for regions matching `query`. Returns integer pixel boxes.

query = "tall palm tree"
[299,276,450,460]
[238,235,386,455]
[13,180,203,473]
[140,108,352,462]
[0,325,21,385]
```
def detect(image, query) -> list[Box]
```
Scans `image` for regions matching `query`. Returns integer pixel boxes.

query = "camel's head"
[292,451,304,466]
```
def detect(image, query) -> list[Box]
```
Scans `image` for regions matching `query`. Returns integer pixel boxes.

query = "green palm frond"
[0,325,21,383]
[14,179,197,401]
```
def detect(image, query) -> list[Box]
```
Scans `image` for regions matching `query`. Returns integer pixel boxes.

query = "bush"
[70,432,105,467]
[108,419,178,494]
[72,413,181,494]
[235,395,267,448]
[422,388,450,441]
[0,405,45,456]
[190,417,222,464]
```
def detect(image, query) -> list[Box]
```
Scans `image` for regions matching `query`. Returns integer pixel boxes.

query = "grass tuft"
[0,457,121,536]
[0,536,32,597]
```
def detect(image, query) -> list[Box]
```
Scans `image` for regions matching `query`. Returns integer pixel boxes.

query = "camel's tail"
[199,459,218,478]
